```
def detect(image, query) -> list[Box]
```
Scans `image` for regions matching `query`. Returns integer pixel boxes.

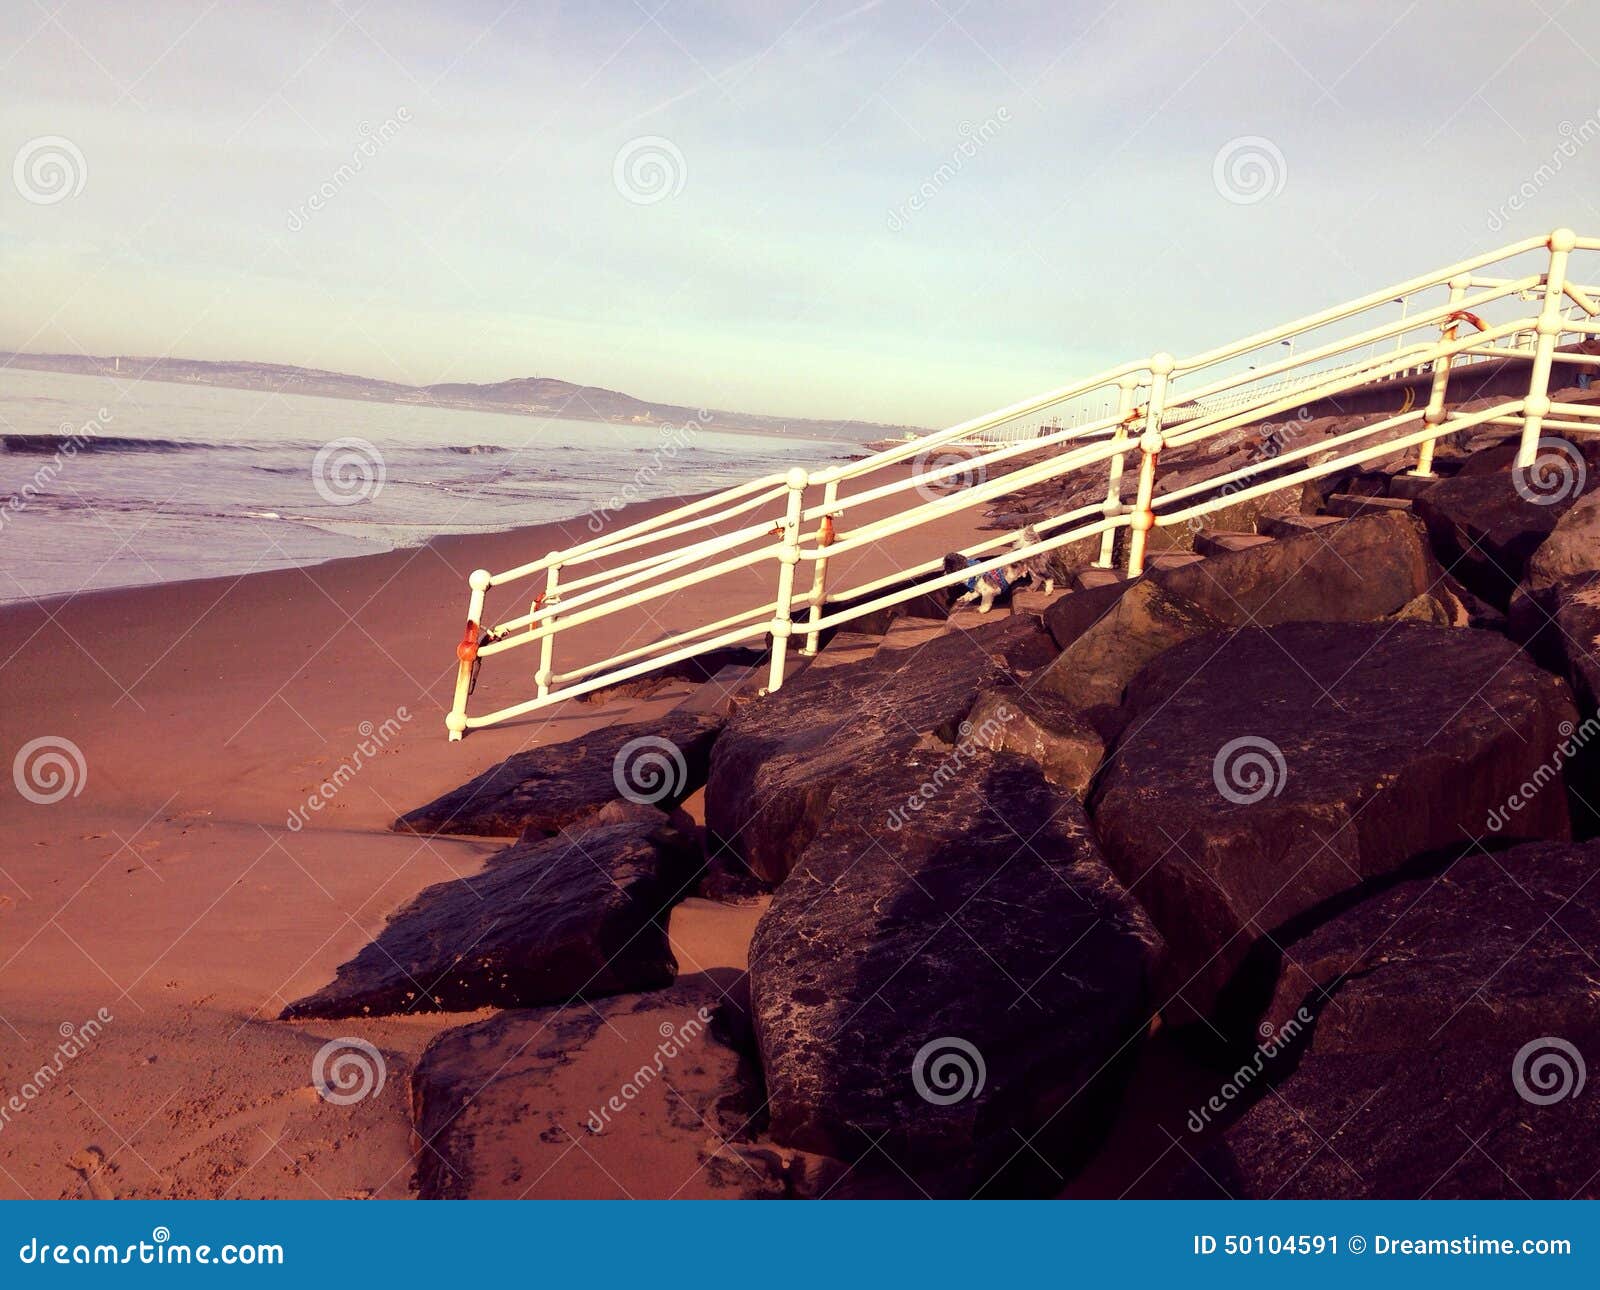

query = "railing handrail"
[444,228,1597,739]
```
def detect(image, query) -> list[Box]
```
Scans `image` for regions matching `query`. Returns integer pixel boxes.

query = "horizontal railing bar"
[489,472,790,587]
[1165,316,1531,451]
[1172,278,1540,407]
[549,600,783,687]
[1172,235,1551,376]
[800,408,1129,526]
[551,483,793,592]
[478,544,777,656]
[467,619,776,728]
[806,363,1152,488]
[1155,400,1522,526]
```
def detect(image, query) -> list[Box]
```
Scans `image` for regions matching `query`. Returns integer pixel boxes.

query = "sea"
[0,368,852,603]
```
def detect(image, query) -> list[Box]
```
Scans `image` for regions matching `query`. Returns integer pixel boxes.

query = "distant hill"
[2,352,926,443]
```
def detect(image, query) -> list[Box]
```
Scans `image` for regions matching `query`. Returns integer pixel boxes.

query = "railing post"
[1096,375,1142,568]
[534,554,561,700]
[767,467,809,693]
[1413,275,1470,478]
[1126,353,1172,578]
[447,568,492,742]
[801,477,839,655]
[1519,228,1578,469]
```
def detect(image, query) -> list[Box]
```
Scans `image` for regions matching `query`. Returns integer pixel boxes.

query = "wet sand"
[0,463,991,1198]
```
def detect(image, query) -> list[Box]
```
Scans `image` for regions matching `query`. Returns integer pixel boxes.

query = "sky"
[3,0,1600,428]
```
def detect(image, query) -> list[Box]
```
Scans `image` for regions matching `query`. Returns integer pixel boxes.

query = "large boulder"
[1033,580,1223,711]
[1148,512,1442,626]
[1041,579,1133,651]
[706,616,1049,884]
[1176,842,1600,1198]
[394,711,723,838]
[412,977,764,1198]
[1261,841,1600,1051]
[1413,436,1599,608]
[963,683,1104,799]
[281,820,697,1018]
[1552,576,1600,712]
[749,749,1160,1195]
[1527,491,1600,591]
[1090,622,1576,1032]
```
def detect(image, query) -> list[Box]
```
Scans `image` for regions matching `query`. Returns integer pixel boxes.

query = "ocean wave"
[2,433,225,454]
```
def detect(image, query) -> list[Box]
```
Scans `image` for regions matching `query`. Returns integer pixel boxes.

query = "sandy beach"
[0,463,993,1199]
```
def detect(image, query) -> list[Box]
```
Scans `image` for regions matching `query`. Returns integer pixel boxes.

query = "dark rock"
[412,975,765,1198]
[1149,512,1441,627]
[1178,842,1600,1198]
[673,662,762,718]
[1413,438,1600,608]
[1383,591,1454,625]
[1255,513,1343,539]
[964,612,1059,673]
[706,618,1035,884]
[1192,531,1274,558]
[1042,580,1134,651]
[1552,575,1600,711]
[964,683,1104,798]
[1528,491,1600,591]
[1091,622,1576,1031]
[1033,580,1224,710]
[394,711,723,838]
[749,750,1160,1194]
[281,821,698,1018]
[1262,841,1600,1052]
[1322,493,1413,518]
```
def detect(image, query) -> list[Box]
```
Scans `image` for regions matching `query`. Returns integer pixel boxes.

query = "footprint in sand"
[67,1146,117,1199]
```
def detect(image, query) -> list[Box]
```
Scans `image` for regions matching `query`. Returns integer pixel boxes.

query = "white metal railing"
[444,229,1600,739]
